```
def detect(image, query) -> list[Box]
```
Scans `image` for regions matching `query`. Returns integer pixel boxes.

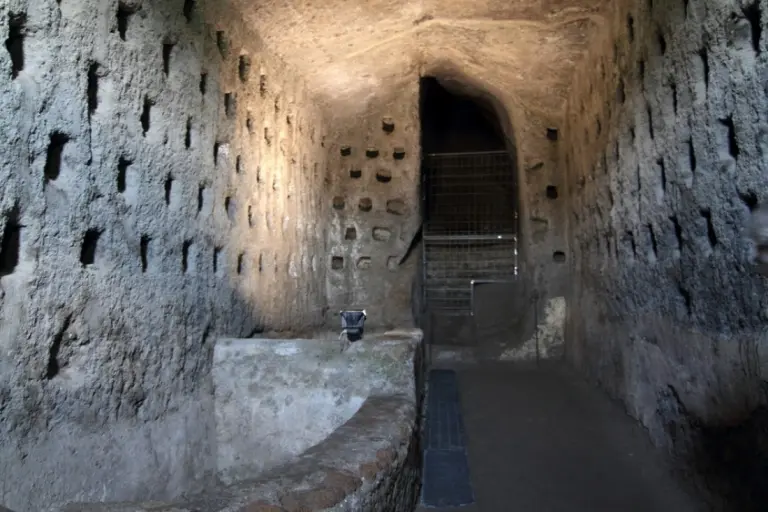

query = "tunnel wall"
[563,0,768,504]
[324,79,421,329]
[516,117,570,300]
[0,0,327,509]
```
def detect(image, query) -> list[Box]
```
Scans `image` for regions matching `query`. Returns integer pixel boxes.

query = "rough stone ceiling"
[232,0,610,118]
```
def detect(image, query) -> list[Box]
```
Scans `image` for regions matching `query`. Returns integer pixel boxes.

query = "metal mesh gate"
[422,150,519,315]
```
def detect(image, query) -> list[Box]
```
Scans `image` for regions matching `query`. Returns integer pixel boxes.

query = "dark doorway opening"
[420,77,506,154]
[418,77,521,348]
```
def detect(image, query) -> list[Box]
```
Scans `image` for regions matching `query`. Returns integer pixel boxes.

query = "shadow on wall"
[0,0,327,510]
[559,0,768,508]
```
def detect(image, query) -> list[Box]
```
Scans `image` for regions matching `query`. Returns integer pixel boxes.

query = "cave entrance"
[419,77,520,346]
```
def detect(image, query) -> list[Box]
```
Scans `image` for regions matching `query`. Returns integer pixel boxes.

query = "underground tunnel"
[2,0,768,510]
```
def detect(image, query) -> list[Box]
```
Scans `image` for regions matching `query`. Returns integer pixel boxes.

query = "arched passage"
[419,76,522,347]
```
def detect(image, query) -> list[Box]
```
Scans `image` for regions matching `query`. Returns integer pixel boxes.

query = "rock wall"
[518,118,570,297]
[563,0,768,506]
[0,0,327,509]
[323,79,421,329]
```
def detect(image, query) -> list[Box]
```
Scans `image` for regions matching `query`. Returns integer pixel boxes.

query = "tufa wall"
[563,0,768,506]
[0,0,327,510]
[324,78,422,329]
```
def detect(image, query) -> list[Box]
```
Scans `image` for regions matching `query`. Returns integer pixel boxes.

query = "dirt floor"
[419,360,705,512]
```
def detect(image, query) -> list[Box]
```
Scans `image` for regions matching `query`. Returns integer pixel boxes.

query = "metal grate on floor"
[421,369,475,508]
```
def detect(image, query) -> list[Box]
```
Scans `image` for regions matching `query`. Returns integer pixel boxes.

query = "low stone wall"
[31,329,423,512]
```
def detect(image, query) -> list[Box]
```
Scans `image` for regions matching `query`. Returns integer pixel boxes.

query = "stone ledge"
[48,394,419,512]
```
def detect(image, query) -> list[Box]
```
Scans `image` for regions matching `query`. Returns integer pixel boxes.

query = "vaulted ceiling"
[231,0,610,118]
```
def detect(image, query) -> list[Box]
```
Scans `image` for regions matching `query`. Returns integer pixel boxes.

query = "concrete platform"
[419,360,704,512]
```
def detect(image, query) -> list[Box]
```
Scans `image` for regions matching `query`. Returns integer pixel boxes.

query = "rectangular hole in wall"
[546,128,558,141]
[213,141,221,166]
[372,227,392,242]
[183,0,196,22]
[0,207,22,277]
[197,184,206,214]
[625,231,637,258]
[701,209,718,249]
[648,223,658,260]
[6,12,26,78]
[546,185,558,199]
[718,116,740,159]
[679,286,692,316]
[698,48,709,92]
[376,169,392,183]
[687,138,697,174]
[647,103,654,139]
[185,117,193,149]
[164,174,174,206]
[216,31,229,58]
[670,216,683,255]
[239,55,251,82]
[213,246,223,275]
[162,41,175,76]
[116,1,140,41]
[740,190,758,211]
[182,240,193,273]
[87,62,100,119]
[140,96,153,136]
[656,27,667,55]
[44,132,70,183]
[743,1,762,56]
[224,93,236,118]
[200,72,208,96]
[117,156,132,193]
[140,235,151,272]
[670,81,678,115]
[359,198,373,212]
[225,196,236,222]
[81,229,101,267]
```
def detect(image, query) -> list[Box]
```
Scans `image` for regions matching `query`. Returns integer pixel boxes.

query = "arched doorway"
[420,76,520,347]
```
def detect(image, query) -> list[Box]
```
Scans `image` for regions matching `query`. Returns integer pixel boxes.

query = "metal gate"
[422,150,519,316]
